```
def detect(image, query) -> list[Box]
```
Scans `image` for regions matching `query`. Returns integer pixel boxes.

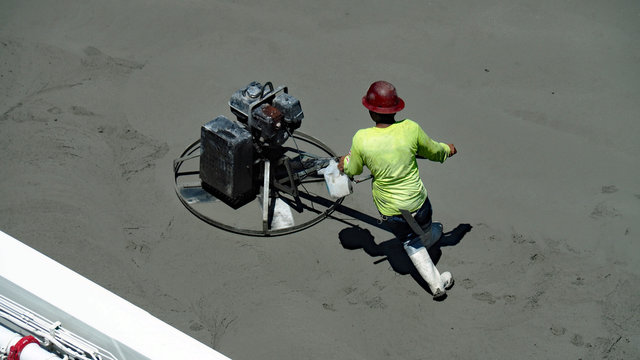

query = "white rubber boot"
[404,241,452,298]
[440,271,454,290]
[404,244,446,298]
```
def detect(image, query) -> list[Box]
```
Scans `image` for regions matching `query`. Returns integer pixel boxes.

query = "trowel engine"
[199,81,306,208]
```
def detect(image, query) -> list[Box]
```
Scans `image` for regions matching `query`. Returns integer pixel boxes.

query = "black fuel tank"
[200,116,256,208]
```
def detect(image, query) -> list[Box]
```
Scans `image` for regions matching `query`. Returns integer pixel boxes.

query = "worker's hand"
[448,144,457,157]
[338,156,346,172]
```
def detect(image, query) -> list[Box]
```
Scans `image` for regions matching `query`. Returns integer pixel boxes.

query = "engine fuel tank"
[200,116,256,208]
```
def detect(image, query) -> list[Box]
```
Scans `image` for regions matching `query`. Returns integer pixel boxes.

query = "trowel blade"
[257,196,295,230]
[179,184,218,204]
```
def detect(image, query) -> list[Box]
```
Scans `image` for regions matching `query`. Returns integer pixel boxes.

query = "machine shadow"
[332,203,472,295]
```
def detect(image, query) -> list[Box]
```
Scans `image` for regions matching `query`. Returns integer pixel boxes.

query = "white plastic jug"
[318,159,352,198]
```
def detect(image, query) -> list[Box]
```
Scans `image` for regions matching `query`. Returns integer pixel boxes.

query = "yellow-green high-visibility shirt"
[343,119,450,216]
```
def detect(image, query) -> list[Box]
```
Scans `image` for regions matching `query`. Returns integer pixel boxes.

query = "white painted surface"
[0,230,230,360]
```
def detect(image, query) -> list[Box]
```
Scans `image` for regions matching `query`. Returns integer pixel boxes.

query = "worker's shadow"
[306,197,471,296]
[337,223,472,296]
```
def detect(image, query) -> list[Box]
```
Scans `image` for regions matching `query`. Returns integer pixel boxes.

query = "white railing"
[0,294,117,360]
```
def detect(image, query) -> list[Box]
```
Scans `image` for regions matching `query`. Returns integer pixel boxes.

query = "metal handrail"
[0,294,117,360]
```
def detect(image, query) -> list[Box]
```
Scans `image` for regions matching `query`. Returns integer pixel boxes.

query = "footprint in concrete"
[343,286,356,295]
[461,278,476,289]
[530,253,545,263]
[472,291,496,304]
[189,321,204,331]
[372,280,386,291]
[550,326,566,336]
[571,276,585,286]
[69,105,95,116]
[47,106,62,115]
[525,290,545,309]
[503,294,517,304]
[512,232,535,244]
[407,290,419,297]
[571,333,584,347]
[590,202,620,218]
[322,303,336,311]
[343,286,359,305]
[365,296,387,309]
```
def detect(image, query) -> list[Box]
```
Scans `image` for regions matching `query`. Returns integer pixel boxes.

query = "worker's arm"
[416,124,456,162]
[338,137,364,175]
[338,151,363,176]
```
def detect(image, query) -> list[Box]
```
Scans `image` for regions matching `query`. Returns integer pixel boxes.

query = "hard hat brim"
[362,96,405,114]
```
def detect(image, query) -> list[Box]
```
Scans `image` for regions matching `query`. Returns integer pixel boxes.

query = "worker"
[338,80,457,299]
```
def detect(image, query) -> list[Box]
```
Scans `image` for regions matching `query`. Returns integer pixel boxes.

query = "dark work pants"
[381,197,433,242]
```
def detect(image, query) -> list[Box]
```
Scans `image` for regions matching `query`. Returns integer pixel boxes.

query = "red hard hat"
[362,81,405,114]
